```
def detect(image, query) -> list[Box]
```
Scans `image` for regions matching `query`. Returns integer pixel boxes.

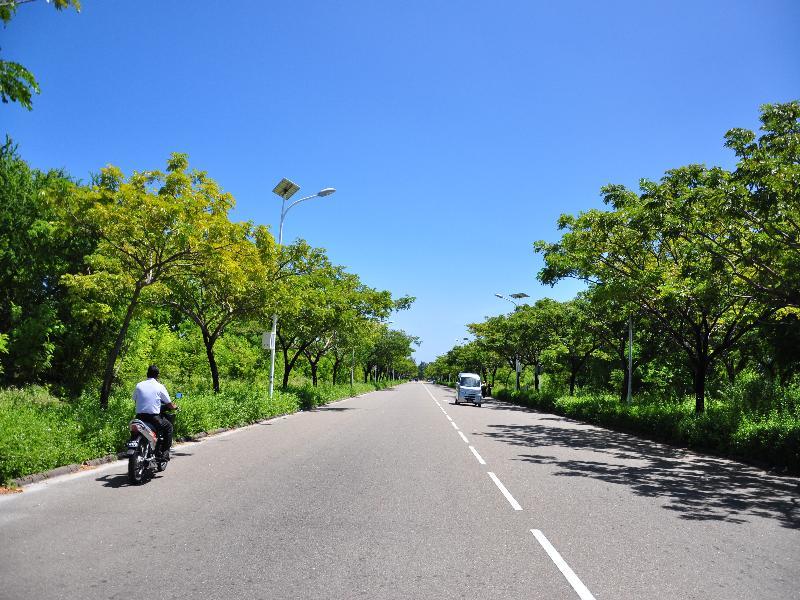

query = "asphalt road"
[1,382,798,599]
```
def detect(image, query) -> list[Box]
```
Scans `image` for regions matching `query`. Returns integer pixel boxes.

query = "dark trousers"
[136,413,173,451]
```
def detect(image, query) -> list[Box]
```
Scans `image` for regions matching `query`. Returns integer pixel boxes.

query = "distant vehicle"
[455,372,482,407]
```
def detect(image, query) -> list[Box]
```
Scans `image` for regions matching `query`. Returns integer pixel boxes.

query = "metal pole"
[627,316,633,404]
[350,348,355,387]
[268,200,287,399]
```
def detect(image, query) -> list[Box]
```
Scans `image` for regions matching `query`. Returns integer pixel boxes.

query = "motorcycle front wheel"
[127,440,147,485]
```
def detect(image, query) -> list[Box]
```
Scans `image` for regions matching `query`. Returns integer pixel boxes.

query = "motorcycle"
[126,397,180,484]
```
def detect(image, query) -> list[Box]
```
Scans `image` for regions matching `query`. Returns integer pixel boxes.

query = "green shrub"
[496,387,800,473]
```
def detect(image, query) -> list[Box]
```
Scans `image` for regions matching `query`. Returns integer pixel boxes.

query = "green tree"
[0,139,99,391]
[64,154,237,408]
[703,101,800,309]
[580,286,665,402]
[469,313,526,390]
[367,327,419,380]
[511,299,566,392]
[160,223,265,393]
[537,164,773,411]
[276,261,396,387]
[541,297,604,396]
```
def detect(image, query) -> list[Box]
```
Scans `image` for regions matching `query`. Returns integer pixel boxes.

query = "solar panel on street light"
[273,178,300,200]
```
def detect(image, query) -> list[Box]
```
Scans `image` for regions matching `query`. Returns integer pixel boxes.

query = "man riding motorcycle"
[133,364,177,461]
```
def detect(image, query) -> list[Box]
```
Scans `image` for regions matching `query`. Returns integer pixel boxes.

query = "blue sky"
[4,0,799,362]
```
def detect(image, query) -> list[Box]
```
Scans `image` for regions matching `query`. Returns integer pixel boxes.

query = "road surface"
[1,382,798,599]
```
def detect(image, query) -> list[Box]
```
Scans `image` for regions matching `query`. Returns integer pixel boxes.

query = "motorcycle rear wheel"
[127,441,147,484]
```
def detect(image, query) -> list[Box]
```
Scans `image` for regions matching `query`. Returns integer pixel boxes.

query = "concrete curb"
[10,452,128,487]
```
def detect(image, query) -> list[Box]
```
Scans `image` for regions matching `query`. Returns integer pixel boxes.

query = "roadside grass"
[494,386,800,473]
[0,380,396,484]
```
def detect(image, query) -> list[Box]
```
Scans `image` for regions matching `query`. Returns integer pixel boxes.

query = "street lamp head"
[494,293,504,299]
[317,187,336,197]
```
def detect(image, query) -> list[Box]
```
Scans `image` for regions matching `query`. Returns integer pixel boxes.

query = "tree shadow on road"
[481,419,800,530]
[481,400,537,413]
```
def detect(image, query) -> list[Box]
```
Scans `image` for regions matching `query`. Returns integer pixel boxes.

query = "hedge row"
[494,388,800,473]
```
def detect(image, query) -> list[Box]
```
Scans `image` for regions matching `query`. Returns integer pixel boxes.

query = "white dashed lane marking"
[531,529,597,600]
[469,446,486,465]
[488,472,522,511]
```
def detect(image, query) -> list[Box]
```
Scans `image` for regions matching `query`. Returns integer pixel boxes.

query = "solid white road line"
[446,415,453,421]
[458,431,469,443]
[469,446,486,465]
[488,472,522,511]
[531,530,596,600]
[451,421,459,431]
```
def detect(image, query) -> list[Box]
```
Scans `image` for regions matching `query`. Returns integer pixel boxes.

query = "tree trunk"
[568,355,585,396]
[310,361,318,386]
[692,342,709,413]
[332,358,341,385]
[282,348,291,388]
[694,364,706,413]
[534,362,540,392]
[724,359,736,384]
[692,329,710,413]
[99,282,143,409]
[203,331,220,393]
[282,346,302,389]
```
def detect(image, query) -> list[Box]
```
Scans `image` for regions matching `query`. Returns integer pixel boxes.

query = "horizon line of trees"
[426,101,800,413]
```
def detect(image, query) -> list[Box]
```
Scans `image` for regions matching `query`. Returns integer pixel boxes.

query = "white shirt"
[133,378,171,414]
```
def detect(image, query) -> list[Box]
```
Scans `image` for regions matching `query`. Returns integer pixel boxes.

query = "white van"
[455,372,482,407]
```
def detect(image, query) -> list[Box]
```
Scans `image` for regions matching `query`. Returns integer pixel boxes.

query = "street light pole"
[494,292,529,391]
[268,179,336,398]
